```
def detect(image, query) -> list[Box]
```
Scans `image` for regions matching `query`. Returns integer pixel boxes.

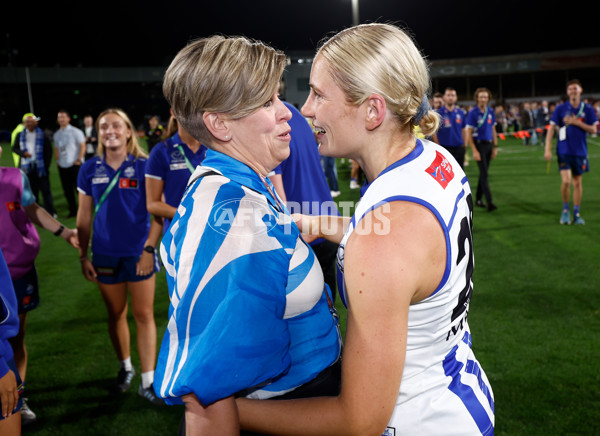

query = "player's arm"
[491,125,498,159]
[238,201,445,435]
[182,395,239,436]
[136,215,162,276]
[565,116,597,135]
[292,213,351,245]
[544,122,556,161]
[145,176,177,219]
[76,193,97,282]
[24,202,78,248]
[466,126,480,161]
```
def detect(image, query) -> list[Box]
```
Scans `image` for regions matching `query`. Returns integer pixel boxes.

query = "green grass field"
[1,135,599,435]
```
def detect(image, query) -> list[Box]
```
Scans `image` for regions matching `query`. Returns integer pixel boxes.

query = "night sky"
[5,0,598,68]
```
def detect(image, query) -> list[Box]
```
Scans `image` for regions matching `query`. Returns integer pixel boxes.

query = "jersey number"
[452,194,473,322]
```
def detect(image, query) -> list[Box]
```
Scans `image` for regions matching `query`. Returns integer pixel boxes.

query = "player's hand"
[62,228,80,248]
[292,213,320,244]
[0,369,19,418]
[137,251,154,277]
[81,257,98,282]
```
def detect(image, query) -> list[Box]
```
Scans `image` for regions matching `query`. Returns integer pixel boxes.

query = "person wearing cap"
[0,144,79,426]
[12,113,57,218]
[53,110,86,218]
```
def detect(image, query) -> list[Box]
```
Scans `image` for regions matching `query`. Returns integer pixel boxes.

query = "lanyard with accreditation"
[559,102,585,142]
[94,168,123,214]
[176,144,196,173]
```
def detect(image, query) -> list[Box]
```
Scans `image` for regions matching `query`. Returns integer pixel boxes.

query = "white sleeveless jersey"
[338,139,495,436]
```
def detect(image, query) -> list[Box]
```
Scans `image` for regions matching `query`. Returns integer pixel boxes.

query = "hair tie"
[414,95,430,124]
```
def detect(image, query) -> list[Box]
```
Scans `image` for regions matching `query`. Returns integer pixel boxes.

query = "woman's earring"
[225,135,229,140]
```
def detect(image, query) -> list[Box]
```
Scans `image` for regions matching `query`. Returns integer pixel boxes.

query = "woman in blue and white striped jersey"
[153,35,342,435]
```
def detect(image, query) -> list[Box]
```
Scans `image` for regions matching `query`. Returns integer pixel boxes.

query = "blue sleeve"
[585,105,598,124]
[0,247,19,379]
[465,109,476,127]
[145,144,167,179]
[20,170,36,207]
[77,160,93,195]
[550,106,561,125]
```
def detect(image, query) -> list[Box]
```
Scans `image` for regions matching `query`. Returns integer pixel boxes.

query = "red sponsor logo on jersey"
[425,151,454,189]
[6,201,20,211]
[119,178,138,189]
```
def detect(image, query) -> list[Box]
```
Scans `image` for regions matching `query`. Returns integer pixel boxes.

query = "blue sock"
[574,205,580,216]
[563,202,569,212]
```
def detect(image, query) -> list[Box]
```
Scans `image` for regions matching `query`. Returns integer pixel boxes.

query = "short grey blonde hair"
[163,35,286,146]
[316,23,439,136]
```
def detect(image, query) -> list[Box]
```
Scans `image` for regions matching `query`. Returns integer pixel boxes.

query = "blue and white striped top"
[155,149,341,406]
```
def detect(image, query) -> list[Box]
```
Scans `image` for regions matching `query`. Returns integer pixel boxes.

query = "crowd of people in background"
[1,49,598,433]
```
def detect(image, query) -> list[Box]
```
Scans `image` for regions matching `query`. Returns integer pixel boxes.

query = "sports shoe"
[21,397,37,425]
[330,190,341,198]
[116,367,135,392]
[475,200,486,208]
[138,383,165,406]
[559,210,571,225]
[573,215,585,225]
[487,203,498,212]
[349,179,360,189]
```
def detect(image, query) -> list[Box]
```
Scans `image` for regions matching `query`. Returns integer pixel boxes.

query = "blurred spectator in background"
[83,115,98,160]
[521,102,536,145]
[431,91,443,110]
[145,115,164,153]
[494,103,508,134]
[432,87,467,168]
[12,113,57,218]
[53,110,86,218]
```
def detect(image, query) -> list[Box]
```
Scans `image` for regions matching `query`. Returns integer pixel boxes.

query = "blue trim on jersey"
[361,140,424,197]
[443,332,495,436]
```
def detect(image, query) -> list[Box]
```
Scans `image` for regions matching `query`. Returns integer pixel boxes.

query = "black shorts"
[12,266,39,314]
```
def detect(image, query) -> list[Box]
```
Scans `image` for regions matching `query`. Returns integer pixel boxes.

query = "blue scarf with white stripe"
[20,127,46,177]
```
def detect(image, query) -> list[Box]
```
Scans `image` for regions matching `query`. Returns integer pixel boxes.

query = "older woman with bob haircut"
[237,23,495,436]
[77,108,164,405]
[153,35,342,434]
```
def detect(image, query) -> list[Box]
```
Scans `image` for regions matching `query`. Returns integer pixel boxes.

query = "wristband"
[54,225,65,236]
[143,245,155,254]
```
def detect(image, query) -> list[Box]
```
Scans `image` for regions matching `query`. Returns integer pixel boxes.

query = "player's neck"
[570,97,581,107]
[445,103,455,111]
[104,147,127,170]
[178,128,202,150]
